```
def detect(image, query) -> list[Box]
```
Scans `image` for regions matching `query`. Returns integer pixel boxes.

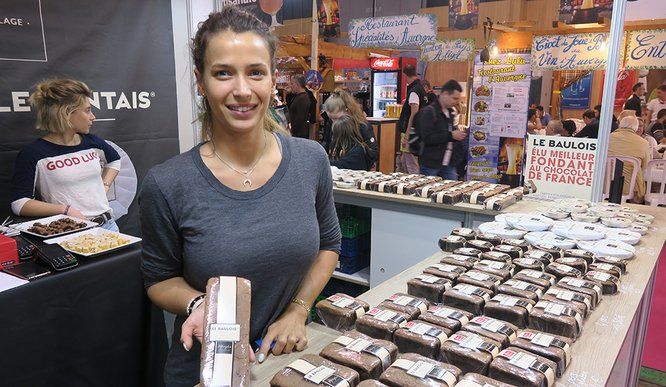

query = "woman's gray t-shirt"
[139,132,341,386]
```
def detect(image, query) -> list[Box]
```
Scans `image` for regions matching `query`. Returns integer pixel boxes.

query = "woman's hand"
[257,304,308,362]
[180,305,256,365]
[180,305,205,351]
[67,207,86,220]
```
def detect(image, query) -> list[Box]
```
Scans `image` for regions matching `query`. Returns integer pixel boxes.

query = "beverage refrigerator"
[370,57,417,118]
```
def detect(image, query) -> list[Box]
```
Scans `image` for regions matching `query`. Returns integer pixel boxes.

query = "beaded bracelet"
[186,294,205,316]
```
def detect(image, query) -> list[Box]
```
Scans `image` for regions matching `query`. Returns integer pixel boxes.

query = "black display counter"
[0,243,168,387]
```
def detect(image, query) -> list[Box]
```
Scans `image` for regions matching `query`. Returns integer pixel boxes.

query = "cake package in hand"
[200,276,251,387]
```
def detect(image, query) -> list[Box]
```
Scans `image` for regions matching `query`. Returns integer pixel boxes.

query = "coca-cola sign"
[371,58,399,70]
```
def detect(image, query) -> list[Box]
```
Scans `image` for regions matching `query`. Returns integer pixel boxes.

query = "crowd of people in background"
[280,64,666,189]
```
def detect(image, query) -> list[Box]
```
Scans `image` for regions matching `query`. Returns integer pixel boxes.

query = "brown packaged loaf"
[419,305,473,332]
[489,347,557,387]
[377,179,403,193]
[589,263,623,278]
[442,284,494,315]
[379,353,462,387]
[476,233,504,246]
[440,254,479,270]
[473,260,514,281]
[584,271,620,294]
[483,294,535,328]
[481,251,513,263]
[453,247,484,258]
[379,293,430,319]
[528,301,583,340]
[358,380,389,387]
[513,269,556,289]
[457,270,503,292]
[512,329,572,377]
[464,185,510,205]
[512,258,545,273]
[533,244,563,259]
[454,373,517,387]
[594,256,628,274]
[557,277,602,308]
[523,250,554,265]
[415,182,461,198]
[356,307,411,341]
[466,239,494,253]
[542,287,592,318]
[424,263,467,282]
[554,257,587,273]
[440,331,501,375]
[316,293,371,331]
[358,178,390,191]
[393,320,451,359]
[451,227,477,240]
[200,276,251,387]
[462,316,518,349]
[502,239,530,253]
[493,245,523,259]
[497,279,545,302]
[545,262,582,280]
[269,354,361,387]
[320,331,399,380]
[439,235,468,252]
[563,249,595,265]
[408,275,453,304]
[485,194,518,211]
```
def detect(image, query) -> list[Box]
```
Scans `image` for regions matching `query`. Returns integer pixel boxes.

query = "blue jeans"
[99,218,120,232]
[420,166,458,181]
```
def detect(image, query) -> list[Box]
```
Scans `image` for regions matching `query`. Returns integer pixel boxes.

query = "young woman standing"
[139,7,341,385]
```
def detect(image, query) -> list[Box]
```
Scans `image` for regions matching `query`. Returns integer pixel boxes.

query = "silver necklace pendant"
[243,178,252,188]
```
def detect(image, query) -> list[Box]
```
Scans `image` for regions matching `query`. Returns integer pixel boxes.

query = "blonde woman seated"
[328,115,372,171]
[608,116,650,203]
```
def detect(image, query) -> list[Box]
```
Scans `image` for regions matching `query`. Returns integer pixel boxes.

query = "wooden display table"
[333,187,498,287]
[251,202,666,387]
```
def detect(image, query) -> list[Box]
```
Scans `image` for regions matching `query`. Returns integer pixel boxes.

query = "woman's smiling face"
[197,30,275,135]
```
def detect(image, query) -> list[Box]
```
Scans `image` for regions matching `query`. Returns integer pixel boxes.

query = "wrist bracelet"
[291,297,311,314]
[186,294,205,316]
[63,205,71,215]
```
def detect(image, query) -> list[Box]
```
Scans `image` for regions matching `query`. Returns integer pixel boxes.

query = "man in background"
[545,120,568,136]
[593,104,618,132]
[416,80,468,180]
[647,85,666,123]
[608,116,650,203]
[398,65,427,173]
[422,80,438,106]
[624,82,645,117]
[287,75,311,139]
[575,110,599,138]
[536,105,551,126]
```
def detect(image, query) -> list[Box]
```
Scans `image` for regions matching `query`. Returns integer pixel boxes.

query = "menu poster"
[467,53,531,185]
[220,0,284,28]
[559,0,613,25]
[318,0,340,38]
[449,0,480,31]
[525,135,596,200]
